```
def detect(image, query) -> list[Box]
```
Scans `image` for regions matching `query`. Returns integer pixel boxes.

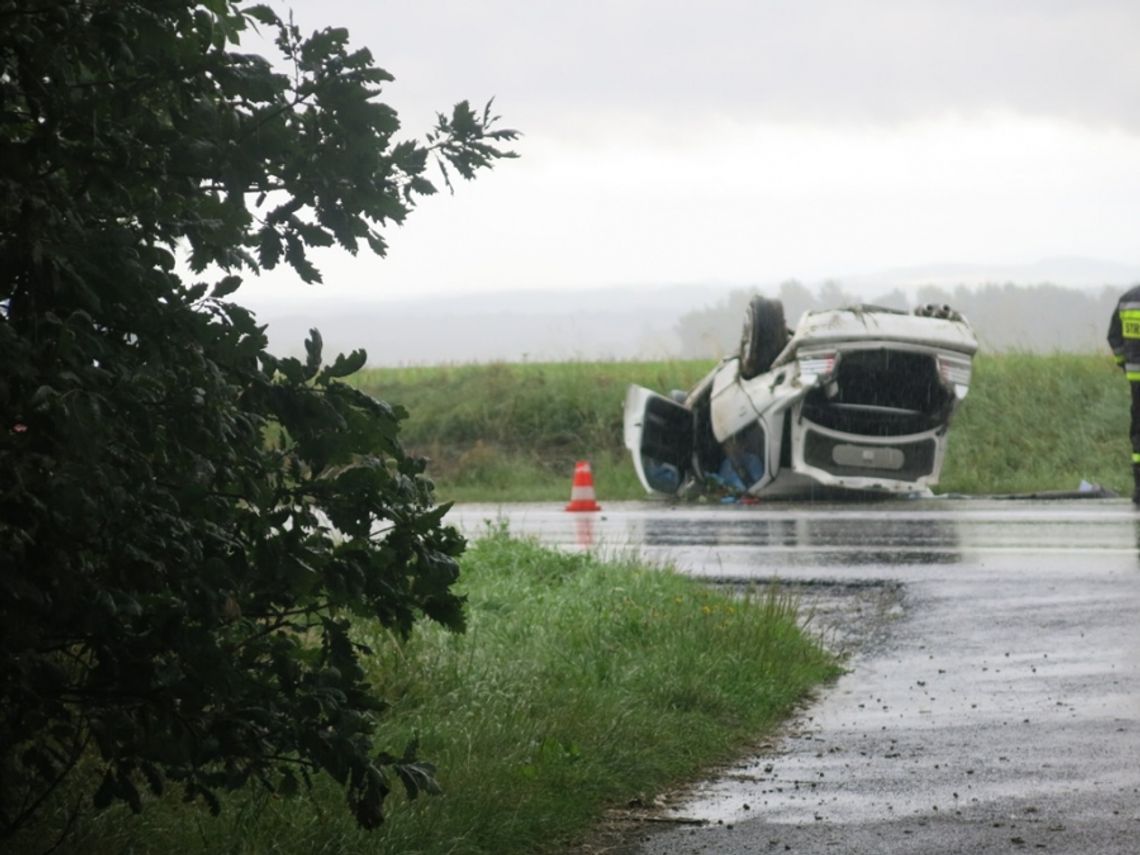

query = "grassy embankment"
[38,531,839,855]
[351,352,1132,502]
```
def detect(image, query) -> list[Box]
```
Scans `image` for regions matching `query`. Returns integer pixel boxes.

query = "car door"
[623,385,694,495]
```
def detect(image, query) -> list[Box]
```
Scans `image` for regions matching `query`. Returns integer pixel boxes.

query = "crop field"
[350,353,1133,502]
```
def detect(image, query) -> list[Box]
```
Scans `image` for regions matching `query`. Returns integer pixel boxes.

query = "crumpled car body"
[624,302,978,499]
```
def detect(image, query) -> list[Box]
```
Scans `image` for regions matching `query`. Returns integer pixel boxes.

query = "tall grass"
[41,532,838,855]
[351,354,1134,501]
[350,360,716,502]
[939,353,1130,494]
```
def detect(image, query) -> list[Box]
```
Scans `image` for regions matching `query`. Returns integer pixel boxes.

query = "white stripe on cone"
[566,461,601,511]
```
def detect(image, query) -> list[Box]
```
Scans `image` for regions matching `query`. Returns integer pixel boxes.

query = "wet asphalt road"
[448,498,1140,854]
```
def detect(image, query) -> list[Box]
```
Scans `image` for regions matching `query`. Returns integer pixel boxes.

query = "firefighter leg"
[1130,382,1140,504]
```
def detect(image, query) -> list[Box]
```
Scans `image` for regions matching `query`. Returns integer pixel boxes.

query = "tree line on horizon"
[673,281,1124,359]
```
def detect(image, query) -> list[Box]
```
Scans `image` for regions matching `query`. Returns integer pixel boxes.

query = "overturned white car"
[624,299,978,499]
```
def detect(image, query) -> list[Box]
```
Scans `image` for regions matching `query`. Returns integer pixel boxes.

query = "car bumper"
[788,416,946,493]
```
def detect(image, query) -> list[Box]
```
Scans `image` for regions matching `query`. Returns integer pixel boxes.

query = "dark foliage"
[0,0,516,838]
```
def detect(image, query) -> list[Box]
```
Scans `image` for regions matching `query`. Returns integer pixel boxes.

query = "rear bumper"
[791,417,946,493]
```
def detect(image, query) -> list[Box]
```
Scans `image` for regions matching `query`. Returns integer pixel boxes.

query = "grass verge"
[349,360,714,503]
[42,530,839,855]
[938,353,1129,495]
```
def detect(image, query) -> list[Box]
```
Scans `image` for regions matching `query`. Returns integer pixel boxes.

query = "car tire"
[739,296,788,380]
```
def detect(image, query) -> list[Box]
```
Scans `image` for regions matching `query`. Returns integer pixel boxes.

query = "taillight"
[937,352,972,397]
[937,353,971,384]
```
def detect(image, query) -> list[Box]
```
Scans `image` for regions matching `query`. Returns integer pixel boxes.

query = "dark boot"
[1132,464,1140,505]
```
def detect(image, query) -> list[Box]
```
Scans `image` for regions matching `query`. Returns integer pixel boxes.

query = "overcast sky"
[243,0,1140,307]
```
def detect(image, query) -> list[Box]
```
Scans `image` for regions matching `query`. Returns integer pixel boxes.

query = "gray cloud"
[300,0,1140,131]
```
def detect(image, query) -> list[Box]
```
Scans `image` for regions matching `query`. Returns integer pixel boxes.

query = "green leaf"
[257,226,283,269]
[319,349,367,381]
[304,329,323,377]
[184,282,209,302]
[243,4,279,27]
[212,275,243,298]
[394,760,442,800]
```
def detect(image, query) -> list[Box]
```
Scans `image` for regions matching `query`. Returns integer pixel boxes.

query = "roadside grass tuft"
[350,530,839,854]
[42,531,838,855]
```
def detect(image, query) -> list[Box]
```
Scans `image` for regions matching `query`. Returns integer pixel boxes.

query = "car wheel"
[739,296,787,380]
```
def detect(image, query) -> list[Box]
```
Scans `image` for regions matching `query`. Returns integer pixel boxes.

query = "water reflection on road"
[447,498,1140,853]
[450,498,1140,580]
[640,514,963,567]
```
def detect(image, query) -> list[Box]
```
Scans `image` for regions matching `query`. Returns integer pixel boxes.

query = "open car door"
[623,385,694,496]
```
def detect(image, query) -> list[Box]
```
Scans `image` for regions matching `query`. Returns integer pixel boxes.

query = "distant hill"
[245,259,1140,365]
[248,284,728,366]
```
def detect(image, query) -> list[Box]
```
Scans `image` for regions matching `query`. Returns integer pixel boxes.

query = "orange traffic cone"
[565,460,602,512]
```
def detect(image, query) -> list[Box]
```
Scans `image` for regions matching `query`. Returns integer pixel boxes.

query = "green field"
[350,353,1133,502]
